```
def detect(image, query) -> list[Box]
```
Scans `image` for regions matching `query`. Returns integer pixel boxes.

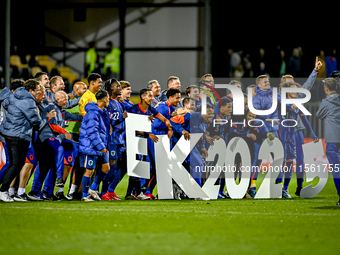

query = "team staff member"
[0,79,41,202]
[316,78,340,206]
[147,80,161,107]
[157,76,183,109]
[29,91,83,200]
[0,79,25,185]
[12,85,56,202]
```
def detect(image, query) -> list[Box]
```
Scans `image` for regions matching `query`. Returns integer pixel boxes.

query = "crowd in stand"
[227,47,338,79]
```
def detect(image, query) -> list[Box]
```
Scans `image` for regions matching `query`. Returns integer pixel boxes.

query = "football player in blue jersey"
[100,79,128,201]
[278,82,319,198]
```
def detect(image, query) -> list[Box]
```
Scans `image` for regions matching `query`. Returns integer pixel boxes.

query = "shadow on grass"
[310,205,340,210]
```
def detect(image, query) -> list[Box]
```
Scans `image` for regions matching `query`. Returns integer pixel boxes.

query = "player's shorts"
[282,139,297,160]
[25,142,37,166]
[108,142,118,160]
[62,140,79,166]
[79,152,109,170]
[109,143,125,159]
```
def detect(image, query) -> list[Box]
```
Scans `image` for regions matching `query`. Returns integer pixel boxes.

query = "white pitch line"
[2,206,337,216]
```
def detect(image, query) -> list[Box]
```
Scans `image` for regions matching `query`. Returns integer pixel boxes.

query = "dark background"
[1,0,339,77]
[210,1,339,78]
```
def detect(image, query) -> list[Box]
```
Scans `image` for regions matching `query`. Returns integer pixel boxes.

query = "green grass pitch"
[0,172,339,255]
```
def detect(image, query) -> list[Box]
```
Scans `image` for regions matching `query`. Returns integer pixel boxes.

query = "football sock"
[140,178,147,189]
[283,161,293,190]
[17,188,25,196]
[8,187,16,196]
[101,164,116,196]
[145,175,156,195]
[90,169,106,191]
[69,184,77,194]
[57,187,64,193]
[107,167,122,194]
[82,176,91,197]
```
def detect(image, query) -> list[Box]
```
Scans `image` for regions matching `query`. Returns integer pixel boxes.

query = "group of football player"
[0,56,339,205]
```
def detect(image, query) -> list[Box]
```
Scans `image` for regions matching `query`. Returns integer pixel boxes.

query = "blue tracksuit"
[0,87,12,181]
[32,101,83,194]
[316,92,340,196]
[0,87,41,141]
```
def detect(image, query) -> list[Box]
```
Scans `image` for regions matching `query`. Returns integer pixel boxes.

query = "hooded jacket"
[0,87,12,103]
[79,102,110,156]
[0,87,41,141]
[315,92,340,143]
[0,87,12,124]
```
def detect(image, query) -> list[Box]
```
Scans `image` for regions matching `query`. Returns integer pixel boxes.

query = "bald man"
[65,82,87,140]
[29,91,83,201]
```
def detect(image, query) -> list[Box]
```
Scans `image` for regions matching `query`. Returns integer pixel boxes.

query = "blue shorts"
[62,140,79,166]
[110,144,126,159]
[25,142,37,166]
[108,142,118,160]
[79,152,109,170]
[282,140,296,160]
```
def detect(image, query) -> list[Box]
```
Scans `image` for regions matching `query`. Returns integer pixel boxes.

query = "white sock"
[57,187,64,193]
[18,188,26,195]
[69,184,77,194]
[8,187,16,196]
